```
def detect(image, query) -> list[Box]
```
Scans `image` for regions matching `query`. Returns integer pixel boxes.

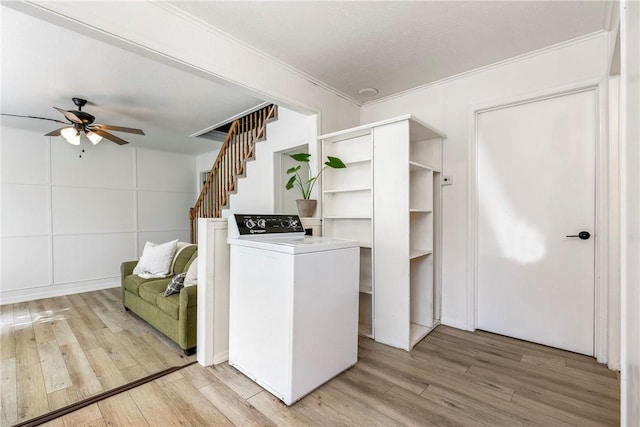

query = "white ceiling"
[1,1,612,154]
[170,0,611,102]
[0,6,264,155]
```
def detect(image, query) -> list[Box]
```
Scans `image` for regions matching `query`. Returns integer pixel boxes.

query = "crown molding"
[157,2,363,107]
[363,30,609,107]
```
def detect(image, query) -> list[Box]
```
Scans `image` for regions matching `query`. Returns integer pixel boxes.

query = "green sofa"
[121,244,198,355]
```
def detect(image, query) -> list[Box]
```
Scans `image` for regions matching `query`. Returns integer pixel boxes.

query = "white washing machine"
[227,214,360,405]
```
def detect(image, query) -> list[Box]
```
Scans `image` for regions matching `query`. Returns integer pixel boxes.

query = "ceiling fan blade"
[44,127,69,137]
[1,113,68,124]
[91,124,145,135]
[54,107,82,124]
[92,129,129,145]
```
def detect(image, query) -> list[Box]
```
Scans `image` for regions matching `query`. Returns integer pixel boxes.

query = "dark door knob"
[566,231,591,240]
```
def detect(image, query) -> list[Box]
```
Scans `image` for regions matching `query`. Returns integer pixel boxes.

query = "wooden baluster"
[216,169,220,217]
[244,116,248,163]
[188,104,275,232]
[222,153,225,199]
[237,118,248,173]
[250,111,254,146]
[230,133,234,189]
[230,128,234,178]
[236,119,240,175]
[233,121,237,175]
[212,174,216,216]
[249,114,252,155]
[237,120,241,174]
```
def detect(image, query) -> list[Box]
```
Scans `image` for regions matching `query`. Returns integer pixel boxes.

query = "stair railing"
[189,104,277,243]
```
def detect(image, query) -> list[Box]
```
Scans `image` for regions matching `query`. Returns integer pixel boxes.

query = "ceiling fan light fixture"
[86,131,102,145]
[61,127,80,145]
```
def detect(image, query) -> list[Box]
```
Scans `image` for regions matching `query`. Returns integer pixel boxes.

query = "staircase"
[189,104,278,243]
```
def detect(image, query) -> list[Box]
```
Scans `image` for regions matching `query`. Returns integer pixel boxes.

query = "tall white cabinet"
[319,116,445,350]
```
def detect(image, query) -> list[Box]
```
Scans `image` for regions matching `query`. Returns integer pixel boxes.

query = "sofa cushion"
[123,274,169,297]
[156,293,180,319]
[185,250,198,270]
[139,280,171,305]
[173,245,197,275]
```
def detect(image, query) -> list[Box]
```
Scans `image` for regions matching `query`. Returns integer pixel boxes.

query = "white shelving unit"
[319,115,445,350]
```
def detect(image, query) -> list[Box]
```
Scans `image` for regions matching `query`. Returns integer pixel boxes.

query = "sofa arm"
[178,285,198,350]
[180,285,198,310]
[121,260,138,286]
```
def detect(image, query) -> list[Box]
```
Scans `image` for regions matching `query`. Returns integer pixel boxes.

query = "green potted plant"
[285,152,346,217]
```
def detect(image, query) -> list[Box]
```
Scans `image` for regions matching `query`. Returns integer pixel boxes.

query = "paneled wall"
[0,126,197,303]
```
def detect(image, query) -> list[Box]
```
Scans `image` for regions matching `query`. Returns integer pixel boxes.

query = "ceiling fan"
[3,97,145,146]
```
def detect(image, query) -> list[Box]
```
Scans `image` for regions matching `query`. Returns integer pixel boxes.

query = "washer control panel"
[231,214,304,236]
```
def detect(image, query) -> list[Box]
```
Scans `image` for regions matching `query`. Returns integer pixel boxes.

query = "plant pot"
[296,199,317,218]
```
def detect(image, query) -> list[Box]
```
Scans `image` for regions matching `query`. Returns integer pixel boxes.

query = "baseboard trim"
[0,280,120,305]
[212,350,229,365]
[440,317,469,331]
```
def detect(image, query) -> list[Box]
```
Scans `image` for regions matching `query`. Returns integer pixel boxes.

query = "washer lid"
[228,236,360,254]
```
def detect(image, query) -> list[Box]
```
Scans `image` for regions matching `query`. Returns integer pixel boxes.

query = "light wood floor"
[2,289,620,427]
[0,288,195,426]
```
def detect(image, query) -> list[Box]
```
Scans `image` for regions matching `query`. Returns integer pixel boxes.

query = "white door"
[477,89,596,356]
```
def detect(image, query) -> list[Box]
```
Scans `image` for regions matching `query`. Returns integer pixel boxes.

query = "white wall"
[196,150,218,192]
[620,0,640,424]
[608,75,621,371]
[0,126,197,303]
[362,34,609,329]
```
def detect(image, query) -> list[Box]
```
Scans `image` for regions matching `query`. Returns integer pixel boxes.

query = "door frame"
[273,144,309,214]
[467,79,614,364]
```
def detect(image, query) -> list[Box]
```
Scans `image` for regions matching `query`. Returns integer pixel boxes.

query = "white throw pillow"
[133,239,179,278]
[184,256,198,287]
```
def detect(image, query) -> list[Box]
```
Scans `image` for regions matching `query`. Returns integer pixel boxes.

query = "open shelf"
[409,161,436,171]
[410,136,442,172]
[323,215,372,219]
[321,116,444,349]
[323,189,372,218]
[323,153,371,193]
[359,293,373,338]
[410,212,433,256]
[323,187,372,194]
[344,159,372,166]
[323,217,372,247]
[409,321,438,348]
[410,168,433,212]
[410,249,432,259]
[359,324,373,338]
[359,247,373,293]
[323,132,372,164]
